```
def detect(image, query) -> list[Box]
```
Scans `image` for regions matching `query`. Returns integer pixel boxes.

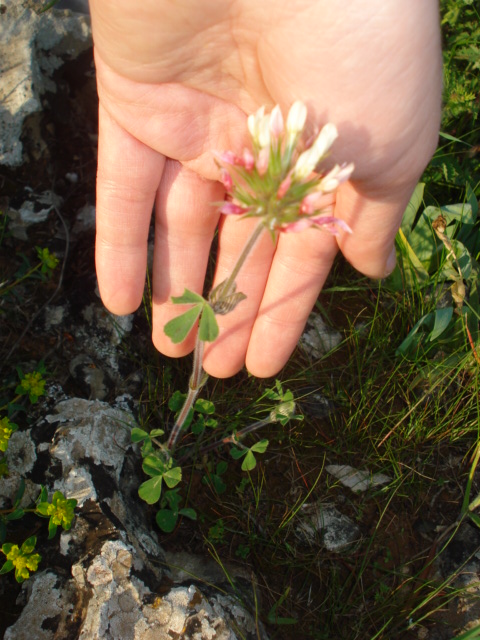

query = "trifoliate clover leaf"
[164,289,219,343]
[164,306,202,343]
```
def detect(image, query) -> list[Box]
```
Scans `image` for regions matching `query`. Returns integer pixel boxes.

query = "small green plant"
[387,182,479,360]
[207,518,225,544]
[155,489,196,534]
[202,460,228,495]
[0,364,47,477]
[230,439,269,472]
[0,417,18,453]
[0,536,41,583]
[0,484,77,581]
[0,361,76,582]
[0,247,59,300]
[36,488,77,539]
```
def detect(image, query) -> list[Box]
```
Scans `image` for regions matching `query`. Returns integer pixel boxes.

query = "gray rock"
[326,464,392,493]
[7,189,63,240]
[297,503,361,551]
[0,0,91,166]
[299,313,342,359]
[3,571,77,640]
[424,524,480,638]
[0,429,38,509]
[3,396,266,639]
[5,539,263,640]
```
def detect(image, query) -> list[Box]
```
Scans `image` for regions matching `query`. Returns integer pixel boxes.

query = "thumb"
[334,181,414,279]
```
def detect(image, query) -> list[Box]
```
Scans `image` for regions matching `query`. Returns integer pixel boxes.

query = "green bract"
[16,371,46,403]
[0,536,41,583]
[36,490,77,539]
[0,417,17,453]
[36,246,59,275]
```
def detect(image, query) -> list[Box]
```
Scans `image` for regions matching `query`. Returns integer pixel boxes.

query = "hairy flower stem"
[166,340,208,451]
[166,222,267,453]
[216,221,266,299]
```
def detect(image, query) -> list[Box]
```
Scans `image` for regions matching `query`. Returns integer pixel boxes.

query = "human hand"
[89,0,442,378]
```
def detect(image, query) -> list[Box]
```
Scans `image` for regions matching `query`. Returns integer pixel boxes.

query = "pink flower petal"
[219,202,248,215]
[220,168,233,191]
[277,174,292,199]
[311,216,353,235]
[279,218,313,233]
[269,105,284,138]
[242,148,255,171]
[256,147,270,176]
[213,150,238,165]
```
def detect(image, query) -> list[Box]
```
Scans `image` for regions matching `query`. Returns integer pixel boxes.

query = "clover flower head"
[215,102,353,236]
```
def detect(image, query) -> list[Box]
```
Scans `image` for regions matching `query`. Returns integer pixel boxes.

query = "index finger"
[95,104,166,315]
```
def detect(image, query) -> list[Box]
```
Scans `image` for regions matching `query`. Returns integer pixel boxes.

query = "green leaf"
[198,305,219,342]
[179,507,197,520]
[212,476,227,494]
[230,447,246,460]
[0,560,14,575]
[466,182,478,222]
[468,512,480,529]
[14,477,26,507]
[163,466,182,489]
[194,398,215,415]
[396,228,430,285]
[163,489,181,511]
[131,428,150,443]
[164,306,202,343]
[0,520,6,545]
[216,461,228,476]
[241,450,257,471]
[191,415,206,435]
[429,307,454,342]
[150,429,165,438]
[396,313,433,356]
[401,183,425,235]
[47,519,58,540]
[171,289,206,305]
[20,536,37,555]
[156,509,178,533]
[168,390,186,412]
[250,439,269,454]
[6,509,24,521]
[142,454,168,477]
[138,476,164,504]
[38,486,48,503]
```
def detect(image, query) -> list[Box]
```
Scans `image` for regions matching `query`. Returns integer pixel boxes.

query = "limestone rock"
[5,538,264,640]
[300,313,342,359]
[297,503,361,551]
[326,464,392,493]
[0,0,91,166]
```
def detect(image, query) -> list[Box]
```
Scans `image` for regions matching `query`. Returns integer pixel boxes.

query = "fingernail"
[384,245,397,277]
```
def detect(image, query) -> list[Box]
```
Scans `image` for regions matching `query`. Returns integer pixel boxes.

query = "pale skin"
[89,0,443,378]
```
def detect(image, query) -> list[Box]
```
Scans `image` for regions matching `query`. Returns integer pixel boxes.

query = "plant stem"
[166,339,208,451]
[216,221,266,299]
[175,415,274,464]
[166,221,267,453]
